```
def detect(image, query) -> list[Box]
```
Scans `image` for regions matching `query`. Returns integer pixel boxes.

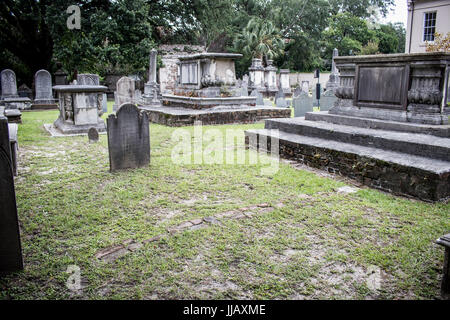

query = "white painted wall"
[406,0,450,53]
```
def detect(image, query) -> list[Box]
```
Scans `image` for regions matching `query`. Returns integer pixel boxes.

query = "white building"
[406,0,450,53]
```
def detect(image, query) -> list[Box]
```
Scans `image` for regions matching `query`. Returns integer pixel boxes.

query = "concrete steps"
[264,117,450,162]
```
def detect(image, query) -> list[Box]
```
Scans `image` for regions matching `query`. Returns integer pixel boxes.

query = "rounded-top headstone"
[34,69,53,101]
[1,69,18,98]
[88,127,99,143]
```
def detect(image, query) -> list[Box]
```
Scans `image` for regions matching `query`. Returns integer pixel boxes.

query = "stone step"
[305,112,450,138]
[245,129,450,201]
[264,118,450,162]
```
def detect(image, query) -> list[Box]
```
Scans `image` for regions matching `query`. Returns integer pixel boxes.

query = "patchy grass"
[0,104,449,300]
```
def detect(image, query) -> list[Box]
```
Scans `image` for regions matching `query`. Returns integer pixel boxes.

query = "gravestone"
[293,91,313,117]
[276,97,288,108]
[326,48,340,91]
[319,89,338,112]
[33,70,57,106]
[1,69,19,99]
[275,88,285,101]
[240,85,249,97]
[436,233,450,299]
[102,93,108,114]
[0,116,23,274]
[77,74,100,85]
[293,86,302,98]
[113,77,135,112]
[88,127,99,143]
[18,84,32,99]
[250,89,263,106]
[107,104,150,172]
[301,81,309,93]
[54,64,68,85]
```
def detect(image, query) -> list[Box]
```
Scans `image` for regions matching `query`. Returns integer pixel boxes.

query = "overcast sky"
[381,0,408,25]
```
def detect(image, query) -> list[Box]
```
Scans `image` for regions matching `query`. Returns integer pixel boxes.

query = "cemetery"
[0,0,449,302]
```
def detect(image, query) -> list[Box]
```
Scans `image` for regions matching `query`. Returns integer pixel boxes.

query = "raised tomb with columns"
[246,52,450,201]
[139,52,290,126]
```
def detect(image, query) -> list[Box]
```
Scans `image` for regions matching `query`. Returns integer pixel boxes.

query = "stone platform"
[139,105,291,126]
[245,112,450,201]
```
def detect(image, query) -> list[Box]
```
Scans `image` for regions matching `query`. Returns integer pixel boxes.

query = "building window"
[423,12,437,42]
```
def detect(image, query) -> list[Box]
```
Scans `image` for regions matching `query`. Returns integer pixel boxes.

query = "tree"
[234,17,285,61]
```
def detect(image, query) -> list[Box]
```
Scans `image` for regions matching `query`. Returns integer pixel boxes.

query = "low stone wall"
[142,108,291,127]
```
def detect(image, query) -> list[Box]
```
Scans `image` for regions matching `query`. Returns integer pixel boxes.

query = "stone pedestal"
[326,48,340,92]
[142,49,161,106]
[249,58,265,92]
[53,85,107,134]
[264,60,278,97]
[279,69,291,96]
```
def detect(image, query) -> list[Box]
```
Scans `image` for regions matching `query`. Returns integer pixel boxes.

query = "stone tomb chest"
[163,53,257,108]
[332,52,450,125]
[53,84,107,134]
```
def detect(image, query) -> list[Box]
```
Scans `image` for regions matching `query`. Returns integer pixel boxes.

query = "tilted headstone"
[250,89,263,106]
[319,89,338,112]
[293,91,313,117]
[113,77,135,112]
[88,127,99,143]
[34,69,56,105]
[1,69,19,99]
[0,116,23,274]
[77,74,100,85]
[107,104,150,172]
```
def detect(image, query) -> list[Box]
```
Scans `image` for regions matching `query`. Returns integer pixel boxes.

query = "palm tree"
[235,17,285,62]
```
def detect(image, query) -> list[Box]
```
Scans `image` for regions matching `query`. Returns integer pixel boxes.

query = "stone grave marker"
[276,97,288,108]
[1,69,18,99]
[102,93,108,114]
[77,74,100,85]
[0,116,23,274]
[240,85,249,97]
[250,89,263,106]
[34,69,56,105]
[301,81,309,93]
[113,77,135,112]
[293,91,313,117]
[293,86,302,98]
[275,88,285,101]
[88,127,99,143]
[18,84,32,99]
[320,89,338,112]
[107,104,150,172]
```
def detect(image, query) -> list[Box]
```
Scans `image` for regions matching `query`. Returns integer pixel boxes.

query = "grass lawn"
[1,102,449,300]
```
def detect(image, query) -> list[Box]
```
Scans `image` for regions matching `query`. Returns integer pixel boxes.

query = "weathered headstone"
[102,93,108,114]
[320,89,338,112]
[293,86,302,98]
[276,97,288,108]
[240,85,249,97]
[88,127,99,143]
[301,81,309,93]
[18,84,32,99]
[107,104,150,172]
[34,70,57,105]
[436,234,450,299]
[0,116,23,274]
[77,74,100,85]
[1,69,19,99]
[293,91,313,117]
[250,89,264,106]
[113,77,135,112]
[275,88,285,101]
